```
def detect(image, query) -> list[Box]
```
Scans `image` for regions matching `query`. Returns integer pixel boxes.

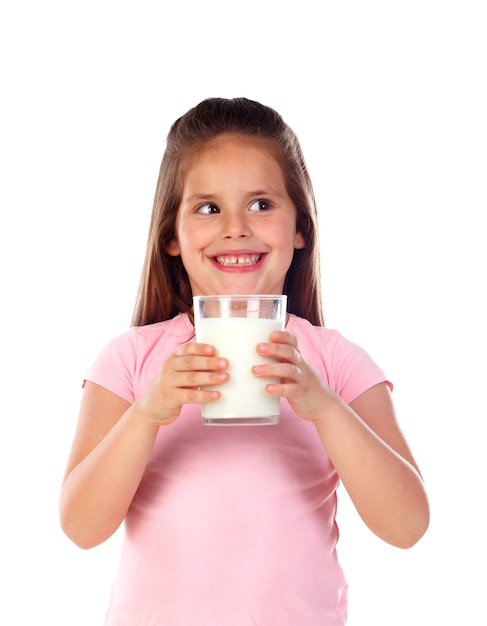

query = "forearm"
[60,404,159,549]
[315,395,429,548]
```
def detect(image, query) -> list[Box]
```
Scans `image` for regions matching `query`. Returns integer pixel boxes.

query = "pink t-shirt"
[85,313,390,626]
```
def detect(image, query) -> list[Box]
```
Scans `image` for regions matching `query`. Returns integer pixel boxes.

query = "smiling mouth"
[214,254,262,267]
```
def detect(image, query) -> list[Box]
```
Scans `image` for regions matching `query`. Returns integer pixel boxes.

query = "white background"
[1,1,486,624]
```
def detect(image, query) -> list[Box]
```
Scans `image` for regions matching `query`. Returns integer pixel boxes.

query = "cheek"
[272,219,301,248]
[178,223,212,256]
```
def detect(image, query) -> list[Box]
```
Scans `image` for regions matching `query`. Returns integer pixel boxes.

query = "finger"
[174,342,217,357]
[252,362,300,382]
[173,369,230,389]
[171,353,229,373]
[261,381,299,397]
[256,341,299,363]
[269,330,299,347]
[182,387,222,404]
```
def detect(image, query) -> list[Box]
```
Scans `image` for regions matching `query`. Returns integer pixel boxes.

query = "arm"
[59,382,159,549]
[316,382,429,548]
[59,343,229,549]
[254,332,430,549]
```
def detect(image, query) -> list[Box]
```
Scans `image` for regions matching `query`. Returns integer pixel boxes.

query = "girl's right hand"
[60,342,228,548]
[134,342,229,427]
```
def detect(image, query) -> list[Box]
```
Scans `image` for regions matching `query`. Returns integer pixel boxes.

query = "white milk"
[198,317,282,423]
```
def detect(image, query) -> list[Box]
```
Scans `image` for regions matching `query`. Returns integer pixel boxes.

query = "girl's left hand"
[253,330,335,424]
[254,330,430,549]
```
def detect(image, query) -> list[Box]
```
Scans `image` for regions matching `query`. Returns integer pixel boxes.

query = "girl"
[60,97,429,625]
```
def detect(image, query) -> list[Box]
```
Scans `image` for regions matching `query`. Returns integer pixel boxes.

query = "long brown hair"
[131,97,324,327]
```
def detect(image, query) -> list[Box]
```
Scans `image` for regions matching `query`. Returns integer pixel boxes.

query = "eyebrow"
[182,188,286,204]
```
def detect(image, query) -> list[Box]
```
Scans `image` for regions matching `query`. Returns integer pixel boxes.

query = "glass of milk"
[193,294,287,426]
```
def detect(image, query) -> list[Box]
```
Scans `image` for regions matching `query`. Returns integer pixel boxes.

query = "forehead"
[181,133,284,176]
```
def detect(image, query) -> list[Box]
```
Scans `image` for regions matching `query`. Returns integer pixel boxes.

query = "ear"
[165,238,180,256]
[294,231,306,249]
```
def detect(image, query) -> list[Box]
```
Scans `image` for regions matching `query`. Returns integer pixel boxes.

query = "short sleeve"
[330,331,392,404]
[84,329,139,403]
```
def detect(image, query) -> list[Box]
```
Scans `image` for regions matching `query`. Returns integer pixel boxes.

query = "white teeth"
[215,254,261,266]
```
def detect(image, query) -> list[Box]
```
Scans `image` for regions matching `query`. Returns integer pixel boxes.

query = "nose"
[221,210,251,239]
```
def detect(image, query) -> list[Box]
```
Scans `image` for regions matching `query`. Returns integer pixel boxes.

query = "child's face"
[166,134,305,297]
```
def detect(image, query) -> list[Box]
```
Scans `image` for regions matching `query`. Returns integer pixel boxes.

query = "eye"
[249,200,271,212]
[196,203,220,215]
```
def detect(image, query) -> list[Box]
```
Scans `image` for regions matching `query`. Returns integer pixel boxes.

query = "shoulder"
[84,314,194,403]
[287,314,378,358]
[130,313,194,348]
[286,314,344,354]
[107,314,194,355]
